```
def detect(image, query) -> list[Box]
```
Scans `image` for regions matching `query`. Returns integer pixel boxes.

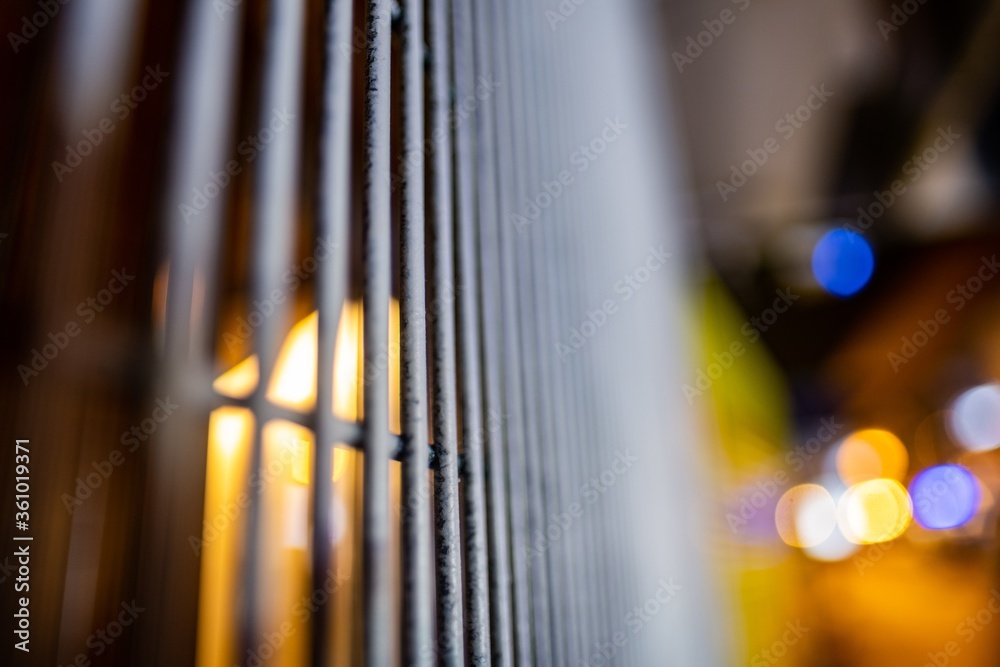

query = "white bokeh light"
[949,383,1000,452]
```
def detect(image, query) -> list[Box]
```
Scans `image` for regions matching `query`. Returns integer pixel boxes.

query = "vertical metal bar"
[243,0,306,659]
[470,0,515,663]
[511,2,577,662]
[428,0,466,662]
[450,0,492,662]
[361,0,396,657]
[312,0,355,665]
[500,5,569,664]
[547,28,601,654]
[142,0,243,663]
[557,20,613,652]
[502,2,560,663]
[528,12,588,662]
[486,0,535,662]
[399,0,434,664]
[361,1,393,665]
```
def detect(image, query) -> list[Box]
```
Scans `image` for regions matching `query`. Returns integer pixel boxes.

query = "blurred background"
[1,0,999,665]
[664,0,1000,665]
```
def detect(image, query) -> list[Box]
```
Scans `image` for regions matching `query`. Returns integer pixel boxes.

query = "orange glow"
[838,478,912,544]
[212,355,259,399]
[333,301,362,420]
[196,407,253,667]
[198,299,399,666]
[268,312,319,411]
[836,429,909,485]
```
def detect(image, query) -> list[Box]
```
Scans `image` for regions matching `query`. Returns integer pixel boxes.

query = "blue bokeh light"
[811,229,875,297]
[909,465,980,530]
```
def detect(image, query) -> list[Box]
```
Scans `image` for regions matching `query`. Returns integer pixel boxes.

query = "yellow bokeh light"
[213,355,259,399]
[775,483,837,548]
[267,312,320,411]
[838,478,912,544]
[333,301,363,420]
[285,436,348,486]
[836,428,908,485]
[209,405,254,458]
[197,406,253,667]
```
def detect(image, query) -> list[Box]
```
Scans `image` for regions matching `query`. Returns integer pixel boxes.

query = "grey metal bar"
[450,0,492,662]
[469,0,515,663]
[243,0,307,660]
[485,0,536,662]
[428,0,466,662]
[527,11,588,662]
[556,20,614,651]
[514,2,581,661]
[399,0,435,664]
[361,0,393,665]
[547,29,601,653]
[501,2,559,662]
[312,0,355,664]
[142,0,243,662]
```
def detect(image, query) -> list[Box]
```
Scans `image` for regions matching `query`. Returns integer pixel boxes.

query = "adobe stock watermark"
[51,65,169,182]
[17,268,135,386]
[750,620,808,666]
[556,245,671,361]
[887,254,998,372]
[359,280,466,390]
[179,107,295,224]
[335,2,395,55]
[683,288,799,404]
[544,0,591,31]
[580,578,682,666]
[843,127,960,237]
[920,590,1000,667]
[877,0,929,41]
[511,116,627,232]
[213,0,245,20]
[726,417,843,533]
[521,449,638,563]
[221,234,339,352]
[389,75,501,194]
[188,436,303,555]
[239,568,350,667]
[55,600,145,667]
[7,0,72,54]
[671,0,752,73]
[61,397,179,514]
[399,408,507,522]
[717,85,833,202]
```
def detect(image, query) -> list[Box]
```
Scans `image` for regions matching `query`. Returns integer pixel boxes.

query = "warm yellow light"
[210,405,254,458]
[196,407,253,667]
[267,312,319,411]
[283,433,347,486]
[388,298,400,435]
[838,478,912,544]
[333,301,363,421]
[212,355,259,399]
[210,300,399,428]
[836,428,908,485]
[775,483,837,548]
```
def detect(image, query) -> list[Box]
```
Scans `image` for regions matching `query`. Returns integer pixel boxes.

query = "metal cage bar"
[139,1,684,665]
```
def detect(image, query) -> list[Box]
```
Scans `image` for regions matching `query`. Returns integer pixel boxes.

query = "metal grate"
[142,0,656,665]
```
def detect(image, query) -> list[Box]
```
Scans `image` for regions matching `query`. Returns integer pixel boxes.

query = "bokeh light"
[838,478,912,544]
[775,484,837,548]
[948,383,1000,452]
[836,428,909,485]
[811,229,875,297]
[909,465,980,530]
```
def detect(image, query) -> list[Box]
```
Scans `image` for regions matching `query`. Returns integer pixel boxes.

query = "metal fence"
[1,0,722,664]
